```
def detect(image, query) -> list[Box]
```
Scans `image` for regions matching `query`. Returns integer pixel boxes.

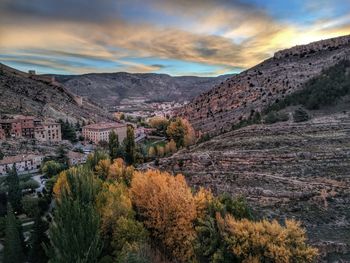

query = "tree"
[85,150,110,171]
[28,215,49,263]
[149,117,169,136]
[4,204,23,263]
[124,125,136,164]
[42,160,64,178]
[0,149,4,160]
[156,145,164,157]
[131,170,197,261]
[95,159,112,180]
[22,196,39,218]
[167,139,177,153]
[7,164,22,213]
[108,158,134,186]
[108,131,119,160]
[217,214,318,263]
[59,119,77,142]
[293,108,309,122]
[148,146,156,158]
[166,118,195,148]
[46,166,102,263]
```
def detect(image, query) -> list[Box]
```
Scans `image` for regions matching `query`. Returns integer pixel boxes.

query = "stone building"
[34,122,62,142]
[67,151,87,166]
[82,122,127,144]
[0,154,44,176]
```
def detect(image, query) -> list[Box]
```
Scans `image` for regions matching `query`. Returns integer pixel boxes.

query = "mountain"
[52,73,234,108]
[179,35,350,135]
[159,35,350,261]
[0,63,111,122]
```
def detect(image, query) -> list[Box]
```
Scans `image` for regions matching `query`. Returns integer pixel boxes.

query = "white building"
[67,151,87,166]
[0,154,44,176]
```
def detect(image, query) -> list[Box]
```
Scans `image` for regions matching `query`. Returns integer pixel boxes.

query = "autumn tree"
[96,182,147,260]
[167,139,177,153]
[47,166,102,262]
[149,117,169,136]
[156,145,165,157]
[131,170,197,262]
[108,158,134,186]
[148,146,156,158]
[217,214,318,263]
[95,159,112,180]
[124,125,136,164]
[86,150,110,171]
[166,118,196,148]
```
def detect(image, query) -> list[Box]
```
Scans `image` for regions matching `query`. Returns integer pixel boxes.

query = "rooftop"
[83,122,126,130]
[0,154,43,165]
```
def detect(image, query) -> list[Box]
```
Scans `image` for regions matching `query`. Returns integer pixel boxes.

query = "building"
[0,154,44,176]
[34,122,62,142]
[82,122,127,144]
[0,116,61,142]
[67,151,87,166]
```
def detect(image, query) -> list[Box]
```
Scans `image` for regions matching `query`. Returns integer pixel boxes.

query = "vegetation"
[58,119,77,142]
[293,108,310,122]
[166,117,196,148]
[7,165,22,213]
[265,60,350,112]
[124,125,136,164]
[4,205,24,263]
[264,111,289,124]
[41,160,65,178]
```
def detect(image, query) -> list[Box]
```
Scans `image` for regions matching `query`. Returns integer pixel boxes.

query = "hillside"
[179,35,350,135]
[53,73,233,107]
[159,106,350,261]
[0,63,111,122]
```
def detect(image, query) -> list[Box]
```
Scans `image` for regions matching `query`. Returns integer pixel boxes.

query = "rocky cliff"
[0,63,111,122]
[179,35,350,135]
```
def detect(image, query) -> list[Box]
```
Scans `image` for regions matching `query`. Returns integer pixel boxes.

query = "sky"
[0,0,349,76]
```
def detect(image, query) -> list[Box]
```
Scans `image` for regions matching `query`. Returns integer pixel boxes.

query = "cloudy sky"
[0,0,349,76]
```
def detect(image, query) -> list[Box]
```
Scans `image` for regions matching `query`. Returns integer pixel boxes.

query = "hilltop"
[0,63,111,122]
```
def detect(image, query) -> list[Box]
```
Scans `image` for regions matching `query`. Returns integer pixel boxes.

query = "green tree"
[7,165,22,213]
[85,150,110,171]
[124,125,136,164]
[108,131,119,160]
[22,196,39,218]
[29,215,49,263]
[0,149,4,160]
[46,167,102,263]
[293,108,309,122]
[59,119,77,142]
[42,160,64,178]
[4,204,23,263]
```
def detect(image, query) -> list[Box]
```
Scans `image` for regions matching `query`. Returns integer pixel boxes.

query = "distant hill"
[51,72,234,107]
[0,63,111,122]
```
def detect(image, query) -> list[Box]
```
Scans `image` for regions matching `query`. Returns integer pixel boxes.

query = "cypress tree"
[7,164,22,213]
[108,131,119,160]
[124,125,135,164]
[28,215,49,263]
[4,204,23,263]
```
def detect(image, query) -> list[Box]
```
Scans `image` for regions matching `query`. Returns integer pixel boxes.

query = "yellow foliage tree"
[148,146,156,158]
[156,145,165,157]
[108,158,134,186]
[53,171,69,200]
[168,139,177,153]
[131,170,197,262]
[95,159,111,180]
[217,214,318,263]
[166,118,196,148]
[194,187,213,219]
[149,116,169,135]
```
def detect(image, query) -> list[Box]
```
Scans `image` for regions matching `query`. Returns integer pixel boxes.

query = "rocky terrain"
[53,72,233,107]
[0,63,111,122]
[159,108,350,261]
[179,34,350,136]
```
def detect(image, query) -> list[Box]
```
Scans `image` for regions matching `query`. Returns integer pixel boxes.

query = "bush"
[293,108,309,122]
[264,111,289,124]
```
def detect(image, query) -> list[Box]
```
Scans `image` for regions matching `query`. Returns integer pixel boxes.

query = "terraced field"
[158,112,350,262]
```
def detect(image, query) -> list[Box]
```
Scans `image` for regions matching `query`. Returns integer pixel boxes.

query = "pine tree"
[7,164,22,213]
[124,125,136,164]
[4,204,23,263]
[108,131,119,160]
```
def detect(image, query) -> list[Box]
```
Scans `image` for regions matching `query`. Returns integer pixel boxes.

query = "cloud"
[0,0,349,75]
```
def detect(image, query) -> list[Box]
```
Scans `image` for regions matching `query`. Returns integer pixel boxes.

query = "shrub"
[293,108,309,122]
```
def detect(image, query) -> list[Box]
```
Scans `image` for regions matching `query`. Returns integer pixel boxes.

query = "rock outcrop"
[179,35,350,136]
